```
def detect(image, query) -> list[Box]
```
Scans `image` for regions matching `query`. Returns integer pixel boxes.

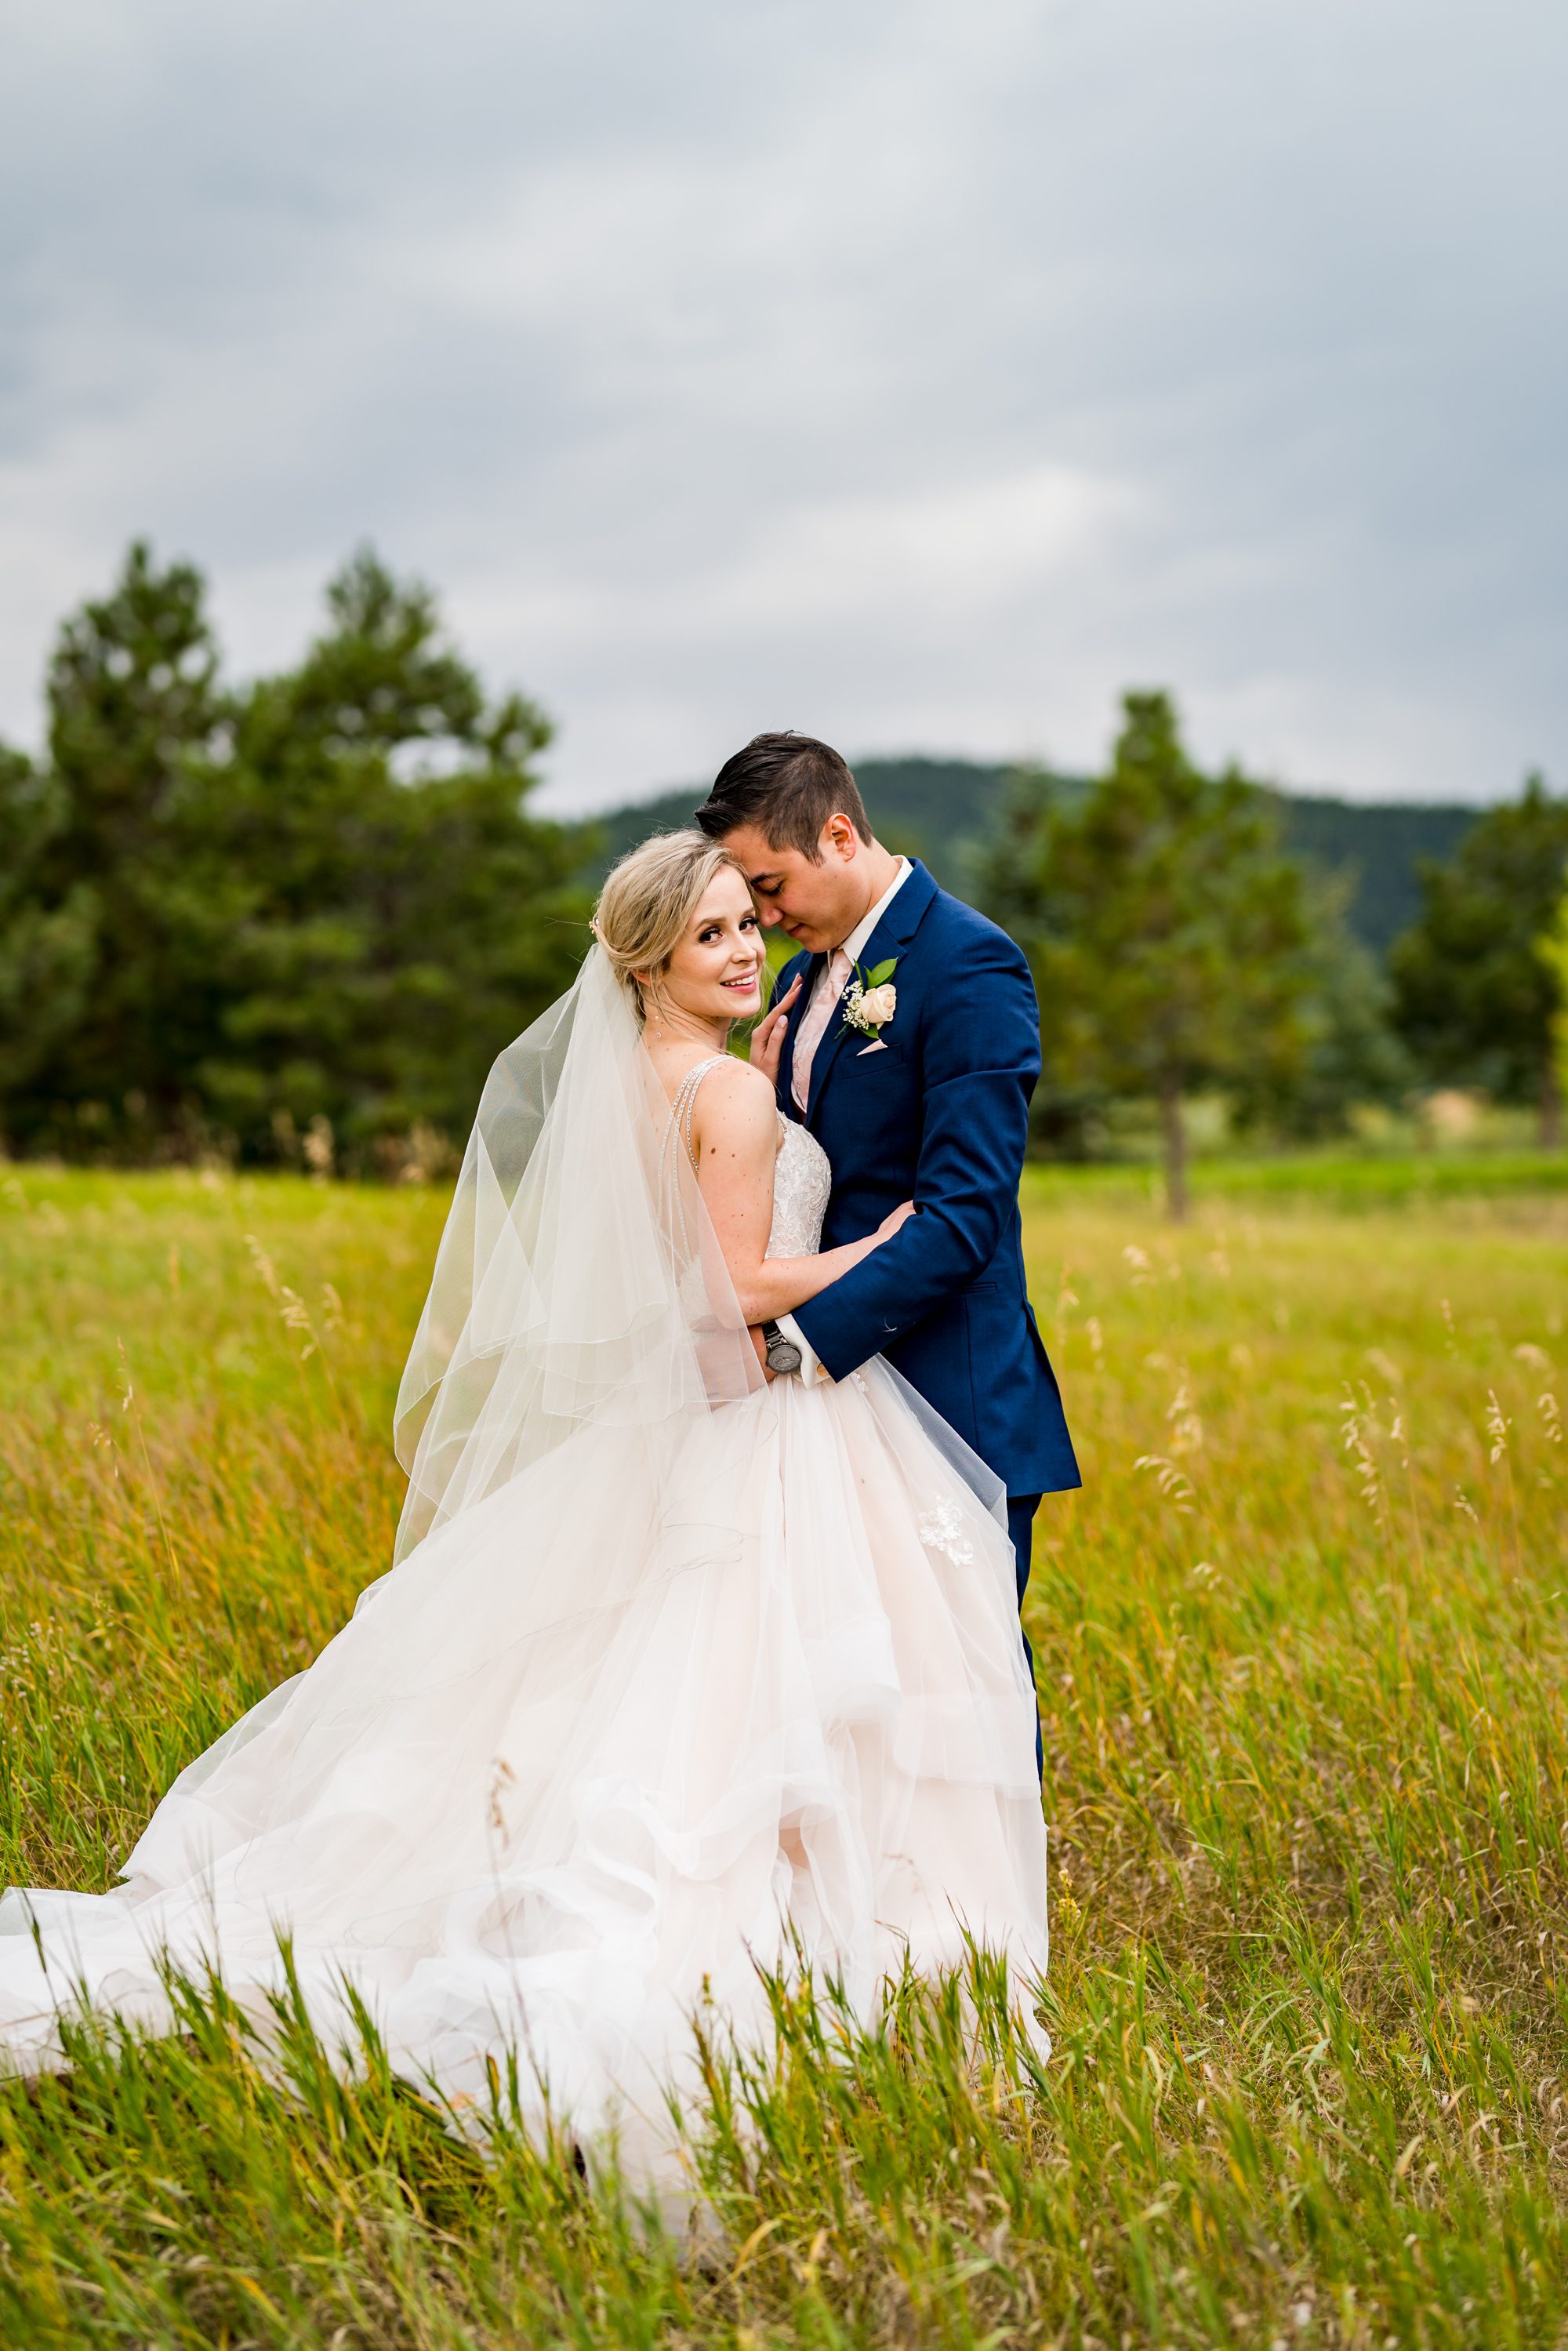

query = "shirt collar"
[838,856,913,965]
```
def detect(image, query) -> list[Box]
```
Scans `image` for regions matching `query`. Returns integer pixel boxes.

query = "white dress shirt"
[776,857,912,1384]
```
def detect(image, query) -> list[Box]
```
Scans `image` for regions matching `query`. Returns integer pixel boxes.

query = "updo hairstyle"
[593,830,750,1027]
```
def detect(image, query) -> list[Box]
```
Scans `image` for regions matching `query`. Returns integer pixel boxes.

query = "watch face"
[768,1337,803,1374]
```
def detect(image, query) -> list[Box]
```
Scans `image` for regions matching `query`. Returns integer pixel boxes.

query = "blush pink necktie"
[790,947,852,1114]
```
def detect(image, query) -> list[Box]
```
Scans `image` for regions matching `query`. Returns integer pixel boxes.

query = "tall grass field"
[2,1160,1566,2347]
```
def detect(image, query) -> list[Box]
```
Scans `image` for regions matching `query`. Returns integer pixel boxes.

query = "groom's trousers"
[1007,1493,1045,1781]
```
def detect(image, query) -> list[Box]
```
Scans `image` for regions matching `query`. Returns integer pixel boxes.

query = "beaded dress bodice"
[667,1058,831,1259]
[764,1114,833,1259]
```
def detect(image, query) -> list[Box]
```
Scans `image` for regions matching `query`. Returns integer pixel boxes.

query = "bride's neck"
[644,1006,730,1056]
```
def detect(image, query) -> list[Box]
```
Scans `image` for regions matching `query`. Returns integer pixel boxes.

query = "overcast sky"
[2,0,1564,811]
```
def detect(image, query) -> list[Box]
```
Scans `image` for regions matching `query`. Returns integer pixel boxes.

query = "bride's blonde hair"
[593,830,750,1027]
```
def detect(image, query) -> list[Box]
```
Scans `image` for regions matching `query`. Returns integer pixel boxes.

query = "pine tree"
[0,545,589,1166]
[1388,776,1568,1148]
[184,549,583,1164]
[982,692,1313,1216]
[8,542,227,1149]
[0,746,96,1103]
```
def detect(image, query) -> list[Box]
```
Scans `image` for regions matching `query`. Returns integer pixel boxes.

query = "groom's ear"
[820,813,862,863]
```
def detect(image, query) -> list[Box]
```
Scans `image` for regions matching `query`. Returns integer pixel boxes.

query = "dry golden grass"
[1,1162,1566,2346]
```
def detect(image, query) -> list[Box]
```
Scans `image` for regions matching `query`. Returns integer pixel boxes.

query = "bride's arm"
[690,1059,911,1325]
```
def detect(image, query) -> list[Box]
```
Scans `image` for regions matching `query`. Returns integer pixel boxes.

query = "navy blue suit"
[778,862,1080,1503]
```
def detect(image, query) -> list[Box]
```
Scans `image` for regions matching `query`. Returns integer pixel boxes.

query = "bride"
[0,831,1047,2180]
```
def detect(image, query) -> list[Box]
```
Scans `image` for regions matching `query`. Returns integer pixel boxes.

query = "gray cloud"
[2,0,1563,807]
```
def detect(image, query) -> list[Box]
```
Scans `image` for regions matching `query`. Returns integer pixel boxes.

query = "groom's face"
[720,816,870,954]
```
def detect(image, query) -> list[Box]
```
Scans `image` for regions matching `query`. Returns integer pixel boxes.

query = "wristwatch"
[760,1319,803,1376]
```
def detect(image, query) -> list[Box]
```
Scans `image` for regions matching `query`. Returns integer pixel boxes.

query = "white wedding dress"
[0,955,1047,2183]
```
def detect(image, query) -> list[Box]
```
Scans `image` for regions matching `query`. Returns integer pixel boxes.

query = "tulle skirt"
[0,1362,1048,2182]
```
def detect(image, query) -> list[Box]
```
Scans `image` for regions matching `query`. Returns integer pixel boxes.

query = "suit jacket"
[778,862,1080,1499]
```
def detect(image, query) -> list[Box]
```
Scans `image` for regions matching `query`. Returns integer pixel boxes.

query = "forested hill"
[581,757,1482,956]
[1270,795,1479,954]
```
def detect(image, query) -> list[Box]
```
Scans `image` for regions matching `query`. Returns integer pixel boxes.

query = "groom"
[696,732,1080,1672]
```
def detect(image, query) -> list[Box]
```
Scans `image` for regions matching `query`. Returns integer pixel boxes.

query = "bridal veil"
[394,943,763,1562]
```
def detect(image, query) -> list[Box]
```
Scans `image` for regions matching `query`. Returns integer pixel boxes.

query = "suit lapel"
[805,863,938,1132]
[774,950,818,1120]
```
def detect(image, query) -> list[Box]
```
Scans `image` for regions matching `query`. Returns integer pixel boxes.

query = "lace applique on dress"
[918,1499,975,1567]
[765,1117,832,1259]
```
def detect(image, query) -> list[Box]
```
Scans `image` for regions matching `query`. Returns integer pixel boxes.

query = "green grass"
[1022,1146,1568,1212]
[2,1164,1567,2346]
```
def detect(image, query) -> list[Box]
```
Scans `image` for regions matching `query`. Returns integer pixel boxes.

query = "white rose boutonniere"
[842,957,898,1037]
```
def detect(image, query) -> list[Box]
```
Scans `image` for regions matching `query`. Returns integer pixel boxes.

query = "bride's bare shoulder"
[695,1054,775,1114]
[690,1055,778,1157]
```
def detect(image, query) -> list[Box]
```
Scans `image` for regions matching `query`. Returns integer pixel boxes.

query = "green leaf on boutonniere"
[863,957,898,986]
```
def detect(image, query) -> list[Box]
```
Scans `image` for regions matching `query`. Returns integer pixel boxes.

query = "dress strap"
[667,1056,728,1172]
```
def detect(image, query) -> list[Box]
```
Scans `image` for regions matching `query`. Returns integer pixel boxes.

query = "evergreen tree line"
[1,544,1564,1192]
[980,696,1568,1211]
[0,545,586,1174]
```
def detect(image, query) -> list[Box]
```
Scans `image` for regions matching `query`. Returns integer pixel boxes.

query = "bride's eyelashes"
[695,915,761,950]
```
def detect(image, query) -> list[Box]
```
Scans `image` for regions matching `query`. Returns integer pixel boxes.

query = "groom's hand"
[749,973,803,1087]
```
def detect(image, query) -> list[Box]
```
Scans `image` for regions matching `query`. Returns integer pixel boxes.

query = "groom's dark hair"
[695,732,873,863]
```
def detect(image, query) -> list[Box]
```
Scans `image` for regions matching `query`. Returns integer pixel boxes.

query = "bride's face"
[654,867,765,1027]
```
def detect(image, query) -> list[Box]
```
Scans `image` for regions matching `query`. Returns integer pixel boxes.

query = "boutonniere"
[841,956,898,1037]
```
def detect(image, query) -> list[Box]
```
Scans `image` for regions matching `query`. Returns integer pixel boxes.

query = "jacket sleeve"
[790,926,1040,1379]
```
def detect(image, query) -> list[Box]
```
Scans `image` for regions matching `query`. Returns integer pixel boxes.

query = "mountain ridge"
[579,756,1481,956]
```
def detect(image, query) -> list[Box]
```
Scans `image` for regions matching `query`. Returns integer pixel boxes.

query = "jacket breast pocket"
[848,1037,904,1070]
